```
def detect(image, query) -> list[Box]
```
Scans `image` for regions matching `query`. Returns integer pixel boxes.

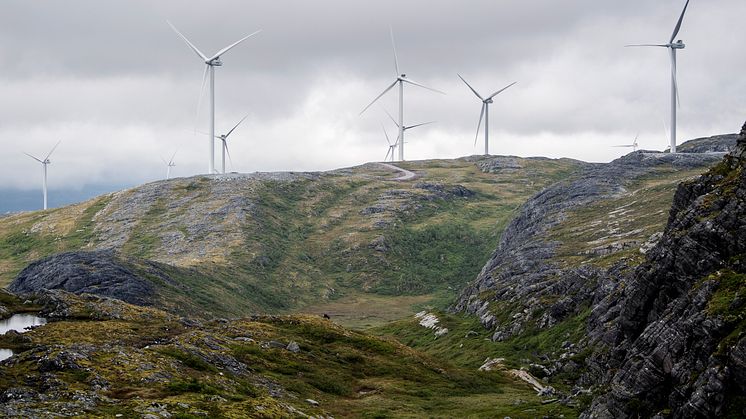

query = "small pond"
[0,313,47,361]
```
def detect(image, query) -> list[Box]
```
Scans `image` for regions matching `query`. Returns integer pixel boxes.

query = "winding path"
[376,162,416,181]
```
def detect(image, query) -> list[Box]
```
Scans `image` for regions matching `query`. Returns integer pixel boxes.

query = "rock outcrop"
[581,123,746,417]
[454,128,745,416]
[453,148,725,341]
[9,250,161,307]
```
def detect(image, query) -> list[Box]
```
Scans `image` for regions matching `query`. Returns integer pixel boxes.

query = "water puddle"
[0,313,47,361]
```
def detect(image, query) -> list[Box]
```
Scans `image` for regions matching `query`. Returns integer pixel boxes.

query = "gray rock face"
[677,133,739,153]
[453,149,724,341]
[454,130,745,416]
[8,250,158,307]
[581,123,746,418]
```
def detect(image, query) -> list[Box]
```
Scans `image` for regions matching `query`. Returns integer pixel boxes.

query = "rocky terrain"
[0,156,580,321]
[445,127,746,417]
[454,146,726,341]
[0,291,571,418]
[0,129,743,417]
[581,124,746,417]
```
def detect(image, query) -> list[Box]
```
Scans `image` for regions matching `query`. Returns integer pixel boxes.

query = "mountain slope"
[0,157,582,320]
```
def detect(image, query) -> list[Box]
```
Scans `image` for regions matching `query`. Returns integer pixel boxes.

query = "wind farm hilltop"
[1,1,746,418]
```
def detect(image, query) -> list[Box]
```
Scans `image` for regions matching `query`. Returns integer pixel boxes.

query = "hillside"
[0,157,582,322]
[0,291,572,418]
[379,133,740,414]
[0,131,742,417]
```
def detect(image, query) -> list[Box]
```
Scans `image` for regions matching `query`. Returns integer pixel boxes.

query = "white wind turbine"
[626,0,691,154]
[167,21,261,174]
[458,75,516,156]
[381,124,398,162]
[361,27,445,161]
[24,140,61,210]
[613,134,639,152]
[215,114,249,174]
[161,151,177,180]
[382,109,435,153]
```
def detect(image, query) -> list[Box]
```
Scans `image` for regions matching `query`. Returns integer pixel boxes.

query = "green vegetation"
[549,167,707,269]
[0,157,590,322]
[0,293,576,418]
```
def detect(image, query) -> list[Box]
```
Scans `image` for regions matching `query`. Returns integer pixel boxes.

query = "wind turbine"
[167,21,261,174]
[458,75,516,155]
[382,108,435,149]
[24,140,61,210]
[161,151,177,180]
[626,0,690,153]
[361,27,445,161]
[613,134,639,152]
[381,124,397,162]
[215,114,249,174]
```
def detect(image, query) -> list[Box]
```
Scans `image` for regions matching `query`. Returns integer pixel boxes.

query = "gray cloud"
[0,0,744,190]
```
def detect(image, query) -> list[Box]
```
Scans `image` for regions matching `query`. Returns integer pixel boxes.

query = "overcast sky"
[1,0,744,191]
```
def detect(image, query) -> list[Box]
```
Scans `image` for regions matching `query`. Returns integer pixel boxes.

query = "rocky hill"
[0,158,582,321]
[439,127,746,416]
[581,124,746,417]
[1,130,742,417]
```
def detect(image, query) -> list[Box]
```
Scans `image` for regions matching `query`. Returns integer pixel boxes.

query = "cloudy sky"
[1,0,745,193]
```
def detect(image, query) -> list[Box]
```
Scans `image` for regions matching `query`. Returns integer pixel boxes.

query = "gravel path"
[376,162,416,181]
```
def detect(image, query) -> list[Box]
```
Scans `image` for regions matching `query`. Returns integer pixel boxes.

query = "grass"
[0,292,579,417]
[549,167,708,269]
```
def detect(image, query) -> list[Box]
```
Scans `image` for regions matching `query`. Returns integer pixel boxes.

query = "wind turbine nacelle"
[671,40,685,49]
[208,58,223,66]
[485,98,493,104]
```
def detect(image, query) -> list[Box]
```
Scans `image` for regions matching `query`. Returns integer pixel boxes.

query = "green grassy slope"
[0,157,582,320]
[0,293,575,418]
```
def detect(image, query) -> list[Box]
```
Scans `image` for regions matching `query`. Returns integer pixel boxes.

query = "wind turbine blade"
[225,141,234,170]
[24,152,44,163]
[624,44,669,48]
[208,29,262,61]
[225,114,250,138]
[161,156,169,165]
[670,0,691,44]
[474,103,485,147]
[612,145,633,148]
[402,78,446,95]
[385,148,391,161]
[390,26,400,76]
[383,107,399,127]
[457,74,484,101]
[45,140,61,160]
[167,21,208,61]
[381,123,392,145]
[488,81,518,99]
[195,65,209,132]
[407,121,435,130]
[169,150,178,165]
[360,80,398,115]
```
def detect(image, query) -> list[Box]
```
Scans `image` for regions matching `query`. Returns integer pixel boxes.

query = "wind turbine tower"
[24,140,61,210]
[168,21,260,174]
[216,114,249,174]
[162,151,177,180]
[626,0,690,153]
[458,75,516,155]
[361,28,444,161]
